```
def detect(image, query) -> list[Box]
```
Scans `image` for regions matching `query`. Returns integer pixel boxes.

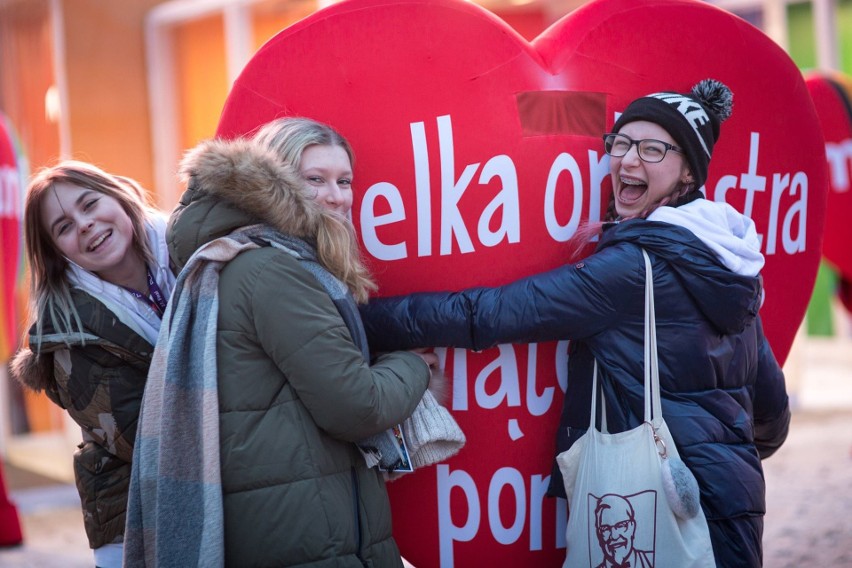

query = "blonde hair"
[23,160,155,349]
[252,118,376,302]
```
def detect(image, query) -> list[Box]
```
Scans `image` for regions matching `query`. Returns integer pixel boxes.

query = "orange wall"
[61,0,166,193]
[0,0,61,170]
[175,15,229,152]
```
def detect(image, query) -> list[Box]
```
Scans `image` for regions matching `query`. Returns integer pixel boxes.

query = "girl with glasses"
[360,80,790,568]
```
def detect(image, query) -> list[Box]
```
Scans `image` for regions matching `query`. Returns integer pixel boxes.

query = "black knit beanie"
[612,79,734,189]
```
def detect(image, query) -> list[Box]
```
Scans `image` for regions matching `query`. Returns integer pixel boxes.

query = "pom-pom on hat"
[612,79,734,189]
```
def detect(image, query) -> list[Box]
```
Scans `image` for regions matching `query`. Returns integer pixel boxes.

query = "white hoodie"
[648,199,764,277]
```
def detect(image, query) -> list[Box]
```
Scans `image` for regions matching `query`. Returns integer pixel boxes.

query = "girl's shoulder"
[219,244,325,299]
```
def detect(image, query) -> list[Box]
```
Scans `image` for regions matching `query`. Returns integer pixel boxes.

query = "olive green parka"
[170,138,430,567]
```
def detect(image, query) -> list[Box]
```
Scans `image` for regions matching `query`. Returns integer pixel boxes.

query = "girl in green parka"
[123,118,437,567]
[11,161,175,568]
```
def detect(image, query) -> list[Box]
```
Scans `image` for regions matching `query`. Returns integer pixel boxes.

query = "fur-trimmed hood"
[168,137,322,271]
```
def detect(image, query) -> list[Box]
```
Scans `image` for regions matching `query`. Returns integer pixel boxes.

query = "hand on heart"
[218,0,826,565]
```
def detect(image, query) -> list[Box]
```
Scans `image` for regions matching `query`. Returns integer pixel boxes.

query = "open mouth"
[618,176,647,204]
[87,230,113,252]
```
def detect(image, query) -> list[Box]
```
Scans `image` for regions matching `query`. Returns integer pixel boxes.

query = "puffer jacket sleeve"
[361,247,629,353]
[252,252,430,441]
[750,316,791,459]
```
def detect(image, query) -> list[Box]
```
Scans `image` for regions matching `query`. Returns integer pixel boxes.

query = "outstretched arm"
[361,248,628,353]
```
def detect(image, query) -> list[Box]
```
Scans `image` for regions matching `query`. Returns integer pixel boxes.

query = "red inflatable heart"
[217,0,826,565]
[0,113,24,361]
[805,71,852,309]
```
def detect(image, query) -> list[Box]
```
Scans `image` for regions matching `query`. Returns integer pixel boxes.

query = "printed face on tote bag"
[592,493,655,568]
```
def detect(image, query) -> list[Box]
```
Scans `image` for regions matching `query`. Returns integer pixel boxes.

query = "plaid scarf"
[123,224,380,566]
[124,223,464,566]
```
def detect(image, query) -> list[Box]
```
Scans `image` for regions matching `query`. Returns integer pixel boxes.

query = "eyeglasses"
[599,520,632,537]
[602,133,682,163]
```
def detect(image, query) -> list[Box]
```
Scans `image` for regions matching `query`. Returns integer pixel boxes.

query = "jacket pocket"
[73,441,132,548]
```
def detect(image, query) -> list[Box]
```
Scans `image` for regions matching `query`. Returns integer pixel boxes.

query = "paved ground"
[762,409,852,567]
[1,337,851,567]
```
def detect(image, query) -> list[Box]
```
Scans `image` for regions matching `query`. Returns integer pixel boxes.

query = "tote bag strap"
[643,249,663,428]
[589,360,609,433]
[590,249,660,432]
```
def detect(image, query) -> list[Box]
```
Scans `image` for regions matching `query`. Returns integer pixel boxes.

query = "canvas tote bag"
[556,249,715,568]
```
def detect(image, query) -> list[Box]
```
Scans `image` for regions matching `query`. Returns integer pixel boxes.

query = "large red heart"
[217,0,826,565]
[805,71,852,308]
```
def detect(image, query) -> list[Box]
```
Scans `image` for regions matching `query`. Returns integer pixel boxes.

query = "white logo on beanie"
[648,92,712,157]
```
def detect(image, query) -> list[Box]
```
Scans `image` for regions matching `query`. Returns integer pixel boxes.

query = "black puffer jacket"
[361,218,790,568]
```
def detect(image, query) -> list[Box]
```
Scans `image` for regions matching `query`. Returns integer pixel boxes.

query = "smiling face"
[300,144,354,217]
[40,181,140,287]
[597,500,637,565]
[610,120,692,219]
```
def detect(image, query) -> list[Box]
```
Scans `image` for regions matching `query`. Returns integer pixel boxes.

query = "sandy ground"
[762,410,852,567]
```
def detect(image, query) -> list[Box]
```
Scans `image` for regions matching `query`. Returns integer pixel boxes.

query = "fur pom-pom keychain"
[662,455,702,519]
[655,431,702,519]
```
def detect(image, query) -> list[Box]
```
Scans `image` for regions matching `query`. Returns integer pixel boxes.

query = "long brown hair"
[23,161,155,349]
[252,118,376,302]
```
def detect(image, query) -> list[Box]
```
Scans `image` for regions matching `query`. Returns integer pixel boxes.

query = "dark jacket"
[361,219,790,568]
[11,290,153,549]
[170,139,430,567]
